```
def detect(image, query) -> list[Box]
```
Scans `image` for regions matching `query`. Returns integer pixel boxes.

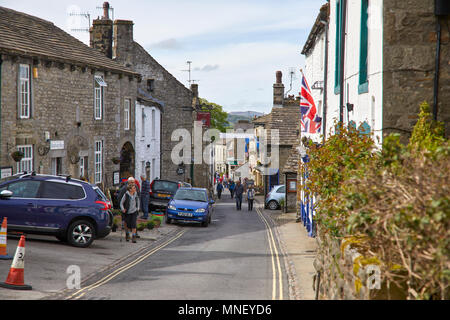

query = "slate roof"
[266,105,301,146]
[0,6,137,76]
[301,3,329,56]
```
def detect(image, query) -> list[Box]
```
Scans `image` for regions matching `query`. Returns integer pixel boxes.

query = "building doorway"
[120,142,135,180]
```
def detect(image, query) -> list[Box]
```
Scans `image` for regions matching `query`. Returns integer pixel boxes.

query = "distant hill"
[227,111,264,126]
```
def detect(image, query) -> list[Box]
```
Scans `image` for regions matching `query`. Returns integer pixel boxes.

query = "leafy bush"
[303,102,449,299]
[146,221,155,230]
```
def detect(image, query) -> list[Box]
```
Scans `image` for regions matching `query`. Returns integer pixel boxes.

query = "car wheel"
[166,214,172,224]
[67,220,95,248]
[268,200,279,210]
[202,217,209,228]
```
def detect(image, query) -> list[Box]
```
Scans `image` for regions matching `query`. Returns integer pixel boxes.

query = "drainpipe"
[0,55,2,165]
[321,12,329,143]
[433,17,442,121]
[339,0,347,124]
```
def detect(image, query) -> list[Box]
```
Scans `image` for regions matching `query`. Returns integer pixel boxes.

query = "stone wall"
[91,17,194,183]
[313,228,408,300]
[112,23,193,183]
[0,54,137,188]
[383,0,450,141]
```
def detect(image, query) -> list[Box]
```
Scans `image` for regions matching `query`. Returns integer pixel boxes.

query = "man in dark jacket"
[234,181,244,210]
[216,182,223,200]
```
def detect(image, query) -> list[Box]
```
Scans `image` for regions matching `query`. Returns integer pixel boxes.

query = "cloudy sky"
[2,0,324,114]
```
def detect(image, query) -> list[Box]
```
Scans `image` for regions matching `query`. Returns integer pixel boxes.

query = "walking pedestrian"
[216,181,223,200]
[234,180,244,210]
[140,175,150,220]
[120,184,140,243]
[229,180,236,199]
[117,177,141,238]
[247,185,255,211]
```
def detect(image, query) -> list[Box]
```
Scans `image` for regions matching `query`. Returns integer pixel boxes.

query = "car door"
[35,180,86,230]
[0,179,42,228]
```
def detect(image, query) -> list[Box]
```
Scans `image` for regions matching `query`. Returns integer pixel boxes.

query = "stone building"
[0,6,139,188]
[324,0,450,143]
[90,2,194,183]
[252,72,301,198]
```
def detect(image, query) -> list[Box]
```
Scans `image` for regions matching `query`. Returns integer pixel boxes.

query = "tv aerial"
[181,61,199,85]
[285,67,297,97]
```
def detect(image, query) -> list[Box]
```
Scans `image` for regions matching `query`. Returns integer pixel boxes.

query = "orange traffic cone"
[0,235,32,290]
[0,217,13,260]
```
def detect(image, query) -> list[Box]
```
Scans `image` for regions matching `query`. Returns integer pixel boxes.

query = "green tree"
[198,98,230,132]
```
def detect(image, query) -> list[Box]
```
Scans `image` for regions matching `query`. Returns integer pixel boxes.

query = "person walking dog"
[120,184,140,243]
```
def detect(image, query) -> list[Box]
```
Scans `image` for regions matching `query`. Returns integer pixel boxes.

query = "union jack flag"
[300,73,321,134]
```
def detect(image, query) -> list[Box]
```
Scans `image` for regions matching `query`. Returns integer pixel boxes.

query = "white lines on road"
[256,206,283,300]
[65,230,186,300]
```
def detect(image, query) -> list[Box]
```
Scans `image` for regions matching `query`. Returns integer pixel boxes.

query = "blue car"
[166,187,215,227]
[0,172,112,247]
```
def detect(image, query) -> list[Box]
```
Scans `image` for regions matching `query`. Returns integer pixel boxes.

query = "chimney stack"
[102,2,110,20]
[191,83,199,98]
[89,7,113,58]
[273,71,284,107]
[113,20,134,66]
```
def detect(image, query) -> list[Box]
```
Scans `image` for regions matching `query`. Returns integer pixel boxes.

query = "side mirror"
[0,190,13,198]
[210,199,215,204]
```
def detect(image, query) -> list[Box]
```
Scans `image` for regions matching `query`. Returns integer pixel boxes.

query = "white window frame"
[19,64,30,119]
[141,107,146,137]
[94,140,103,184]
[94,75,106,120]
[124,99,130,131]
[16,145,33,173]
[151,109,156,138]
[79,156,85,178]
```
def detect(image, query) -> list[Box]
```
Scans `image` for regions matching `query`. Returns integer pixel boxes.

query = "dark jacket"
[234,184,244,197]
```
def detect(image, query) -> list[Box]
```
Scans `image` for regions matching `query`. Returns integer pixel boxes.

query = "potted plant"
[279,198,286,213]
[146,220,155,230]
[111,157,120,165]
[111,216,121,232]
[137,222,146,232]
[11,150,24,162]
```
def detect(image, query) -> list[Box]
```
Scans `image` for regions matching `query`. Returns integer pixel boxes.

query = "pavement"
[254,195,317,300]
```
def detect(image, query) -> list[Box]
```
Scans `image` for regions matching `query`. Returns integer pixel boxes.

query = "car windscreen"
[152,181,179,193]
[173,189,207,202]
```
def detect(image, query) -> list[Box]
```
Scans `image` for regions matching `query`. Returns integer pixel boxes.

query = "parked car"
[92,185,114,234]
[178,181,192,188]
[166,187,215,227]
[0,172,112,248]
[148,179,180,212]
[265,185,285,210]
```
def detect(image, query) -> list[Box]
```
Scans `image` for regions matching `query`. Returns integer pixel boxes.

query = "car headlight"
[195,208,206,213]
[168,205,176,210]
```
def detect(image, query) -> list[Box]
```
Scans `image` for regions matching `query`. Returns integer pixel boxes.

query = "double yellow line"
[66,230,186,300]
[256,205,283,300]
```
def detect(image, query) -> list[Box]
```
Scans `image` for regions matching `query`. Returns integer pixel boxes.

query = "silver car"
[265,185,285,210]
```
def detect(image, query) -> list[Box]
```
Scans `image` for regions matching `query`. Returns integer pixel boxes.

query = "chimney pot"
[103,2,110,20]
[276,71,282,84]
